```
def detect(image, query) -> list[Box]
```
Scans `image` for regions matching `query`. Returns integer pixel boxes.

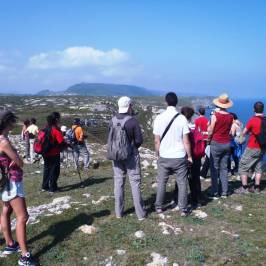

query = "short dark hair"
[31,117,36,124]
[0,111,17,133]
[47,114,57,126]
[181,106,195,120]
[198,107,205,115]
[24,119,30,126]
[165,92,178,107]
[254,101,264,114]
[51,112,61,122]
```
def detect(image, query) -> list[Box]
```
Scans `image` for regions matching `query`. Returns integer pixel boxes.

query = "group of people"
[0,92,265,265]
[108,92,265,220]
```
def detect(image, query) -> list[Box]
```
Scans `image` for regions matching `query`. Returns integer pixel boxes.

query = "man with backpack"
[153,92,192,216]
[70,118,90,170]
[236,101,265,194]
[107,96,146,220]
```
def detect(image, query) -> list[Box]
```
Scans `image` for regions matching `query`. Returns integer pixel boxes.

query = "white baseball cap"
[118,96,132,113]
[61,125,67,132]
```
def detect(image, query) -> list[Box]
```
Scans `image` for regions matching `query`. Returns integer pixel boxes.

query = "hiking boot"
[18,252,39,266]
[235,186,249,194]
[2,241,21,255]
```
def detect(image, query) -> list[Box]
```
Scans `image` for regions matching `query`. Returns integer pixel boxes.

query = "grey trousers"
[112,154,146,219]
[73,143,90,169]
[155,156,188,212]
[210,141,231,196]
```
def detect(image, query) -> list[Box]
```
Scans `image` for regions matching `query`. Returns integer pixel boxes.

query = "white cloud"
[27,46,130,69]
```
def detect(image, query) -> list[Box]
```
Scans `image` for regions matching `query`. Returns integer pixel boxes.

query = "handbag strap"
[160,113,179,142]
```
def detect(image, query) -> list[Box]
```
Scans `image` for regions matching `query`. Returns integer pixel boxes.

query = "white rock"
[235,205,243,211]
[82,193,91,198]
[221,230,239,238]
[158,213,165,219]
[151,182,158,188]
[147,252,168,266]
[116,249,126,255]
[134,230,145,238]
[92,196,111,205]
[79,225,98,234]
[52,196,71,205]
[193,210,208,219]
[159,222,182,235]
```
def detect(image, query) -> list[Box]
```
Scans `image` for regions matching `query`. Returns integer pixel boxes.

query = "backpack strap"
[160,113,179,142]
[112,115,132,129]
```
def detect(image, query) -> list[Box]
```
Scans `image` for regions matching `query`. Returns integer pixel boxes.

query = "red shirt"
[246,115,263,149]
[212,112,233,144]
[195,116,208,132]
[45,126,64,157]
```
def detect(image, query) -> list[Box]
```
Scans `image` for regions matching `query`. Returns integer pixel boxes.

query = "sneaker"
[155,208,164,214]
[235,186,249,194]
[208,193,219,200]
[249,186,261,194]
[138,217,146,221]
[221,194,228,199]
[2,241,21,255]
[18,252,39,266]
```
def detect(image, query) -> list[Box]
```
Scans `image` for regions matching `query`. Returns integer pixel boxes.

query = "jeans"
[73,143,90,169]
[42,154,61,192]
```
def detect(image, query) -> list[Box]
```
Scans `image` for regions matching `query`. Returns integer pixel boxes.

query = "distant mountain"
[65,83,156,96]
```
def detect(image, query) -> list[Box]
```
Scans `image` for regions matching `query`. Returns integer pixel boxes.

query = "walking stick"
[76,165,85,188]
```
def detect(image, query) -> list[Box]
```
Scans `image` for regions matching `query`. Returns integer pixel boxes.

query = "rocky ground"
[0,135,265,265]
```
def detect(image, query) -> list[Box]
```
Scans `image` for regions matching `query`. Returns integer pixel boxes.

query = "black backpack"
[256,116,266,149]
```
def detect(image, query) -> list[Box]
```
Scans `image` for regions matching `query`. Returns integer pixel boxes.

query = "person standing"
[72,118,90,170]
[0,110,38,266]
[21,119,30,161]
[107,96,146,220]
[42,113,65,193]
[208,94,233,198]
[153,92,192,216]
[229,113,244,175]
[235,101,265,194]
[25,118,39,163]
[195,107,210,179]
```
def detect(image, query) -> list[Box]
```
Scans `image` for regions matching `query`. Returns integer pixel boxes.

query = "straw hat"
[213,93,233,109]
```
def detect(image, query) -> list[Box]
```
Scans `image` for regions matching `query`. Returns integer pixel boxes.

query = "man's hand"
[187,156,193,167]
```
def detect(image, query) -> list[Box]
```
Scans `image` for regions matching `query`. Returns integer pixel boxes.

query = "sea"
[205,98,265,124]
[205,98,266,161]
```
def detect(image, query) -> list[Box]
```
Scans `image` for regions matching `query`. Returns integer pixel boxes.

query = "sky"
[0,0,266,98]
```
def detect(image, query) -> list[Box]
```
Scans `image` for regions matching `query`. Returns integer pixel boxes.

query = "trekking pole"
[76,165,85,188]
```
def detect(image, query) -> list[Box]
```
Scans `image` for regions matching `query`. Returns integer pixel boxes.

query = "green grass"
[0,161,265,266]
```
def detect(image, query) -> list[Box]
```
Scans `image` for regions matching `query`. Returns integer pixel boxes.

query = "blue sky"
[0,0,266,98]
